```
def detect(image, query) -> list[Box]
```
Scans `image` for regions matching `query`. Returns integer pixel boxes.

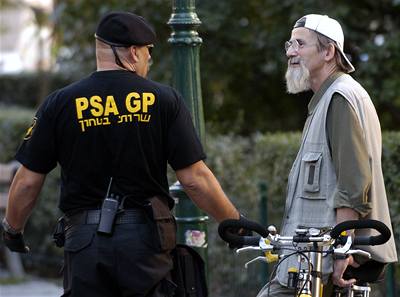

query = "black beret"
[95,11,156,46]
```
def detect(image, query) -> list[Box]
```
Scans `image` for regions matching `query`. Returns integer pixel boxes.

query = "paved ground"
[0,279,63,297]
[0,267,62,297]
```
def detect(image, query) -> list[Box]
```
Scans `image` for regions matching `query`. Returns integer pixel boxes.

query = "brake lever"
[333,235,371,259]
[244,256,268,269]
[236,237,273,254]
[236,246,262,254]
[334,235,353,256]
[346,249,371,259]
[236,237,279,265]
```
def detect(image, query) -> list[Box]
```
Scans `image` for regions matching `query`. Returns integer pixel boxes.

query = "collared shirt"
[305,72,372,217]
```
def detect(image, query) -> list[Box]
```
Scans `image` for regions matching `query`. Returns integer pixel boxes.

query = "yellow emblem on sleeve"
[24,117,37,140]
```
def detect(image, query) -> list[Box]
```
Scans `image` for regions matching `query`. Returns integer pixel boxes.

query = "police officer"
[2,11,240,297]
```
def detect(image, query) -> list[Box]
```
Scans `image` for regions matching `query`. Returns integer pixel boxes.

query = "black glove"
[2,230,30,253]
[227,226,253,249]
[225,214,253,249]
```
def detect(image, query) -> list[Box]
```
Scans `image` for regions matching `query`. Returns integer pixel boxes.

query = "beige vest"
[277,74,398,285]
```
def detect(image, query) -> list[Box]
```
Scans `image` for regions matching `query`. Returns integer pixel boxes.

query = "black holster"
[53,217,66,248]
[145,196,176,251]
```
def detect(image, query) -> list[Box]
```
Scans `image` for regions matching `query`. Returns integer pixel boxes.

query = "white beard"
[285,60,311,94]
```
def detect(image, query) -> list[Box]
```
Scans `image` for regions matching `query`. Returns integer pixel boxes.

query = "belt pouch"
[147,196,176,251]
[53,217,66,248]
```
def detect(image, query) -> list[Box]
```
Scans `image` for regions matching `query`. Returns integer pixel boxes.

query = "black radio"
[97,194,119,234]
[97,177,119,235]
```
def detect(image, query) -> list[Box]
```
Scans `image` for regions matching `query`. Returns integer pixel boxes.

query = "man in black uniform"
[2,11,240,297]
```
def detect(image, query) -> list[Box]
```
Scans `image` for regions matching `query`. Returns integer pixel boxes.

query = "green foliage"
[0,73,74,107]
[0,106,63,275]
[53,0,173,82]
[3,1,400,133]
[0,106,35,162]
[51,0,400,134]
[382,132,400,245]
[204,133,302,296]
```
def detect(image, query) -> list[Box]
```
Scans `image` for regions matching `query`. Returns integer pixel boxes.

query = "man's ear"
[324,43,336,62]
[130,46,139,63]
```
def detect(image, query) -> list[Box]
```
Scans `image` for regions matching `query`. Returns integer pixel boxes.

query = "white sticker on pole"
[184,230,207,248]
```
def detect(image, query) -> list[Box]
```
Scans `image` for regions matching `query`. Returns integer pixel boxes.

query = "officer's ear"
[130,46,140,63]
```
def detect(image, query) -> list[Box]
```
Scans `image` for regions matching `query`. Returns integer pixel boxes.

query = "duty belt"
[65,209,147,228]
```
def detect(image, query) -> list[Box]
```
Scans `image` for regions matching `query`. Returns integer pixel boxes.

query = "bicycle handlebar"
[219,217,391,247]
[218,216,267,247]
[330,219,391,246]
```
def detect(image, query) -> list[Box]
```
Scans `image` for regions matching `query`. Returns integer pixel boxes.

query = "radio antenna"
[106,177,113,197]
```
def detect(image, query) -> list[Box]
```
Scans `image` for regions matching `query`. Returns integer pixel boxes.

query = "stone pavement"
[0,277,63,297]
[0,256,63,296]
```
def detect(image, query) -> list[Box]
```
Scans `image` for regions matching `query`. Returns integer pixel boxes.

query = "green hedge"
[0,106,37,162]
[0,73,74,108]
[0,106,399,294]
[0,106,63,275]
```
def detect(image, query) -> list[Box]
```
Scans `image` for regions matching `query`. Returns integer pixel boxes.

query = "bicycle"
[218,217,391,297]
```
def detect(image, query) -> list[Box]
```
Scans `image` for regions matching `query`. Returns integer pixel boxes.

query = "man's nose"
[286,47,298,58]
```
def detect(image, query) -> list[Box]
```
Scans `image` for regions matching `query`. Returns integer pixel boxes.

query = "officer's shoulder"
[39,75,93,112]
[144,78,182,101]
[46,75,92,99]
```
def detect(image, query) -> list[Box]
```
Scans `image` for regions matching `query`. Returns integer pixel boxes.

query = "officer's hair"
[314,32,352,73]
[114,46,132,60]
[95,39,132,61]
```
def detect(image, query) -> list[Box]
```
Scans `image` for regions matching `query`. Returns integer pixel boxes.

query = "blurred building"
[0,0,53,74]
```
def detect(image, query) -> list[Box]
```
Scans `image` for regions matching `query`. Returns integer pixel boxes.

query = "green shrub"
[0,106,36,162]
[0,106,398,294]
[0,106,63,275]
[0,73,74,108]
[382,132,400,245]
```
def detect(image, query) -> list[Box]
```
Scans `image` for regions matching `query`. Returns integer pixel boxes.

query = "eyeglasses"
[284,39,316,53]
[146,45,154,55]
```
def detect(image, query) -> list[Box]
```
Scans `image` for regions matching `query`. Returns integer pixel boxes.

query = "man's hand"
[227,227,252,249]
[226,214,253,249]
[2,231,30,253]
[332,255,360,287]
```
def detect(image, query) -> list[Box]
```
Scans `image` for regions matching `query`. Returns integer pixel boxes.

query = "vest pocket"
[302,152,322,195]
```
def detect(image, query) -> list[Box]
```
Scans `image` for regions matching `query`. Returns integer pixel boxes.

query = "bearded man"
[257,14,397,297]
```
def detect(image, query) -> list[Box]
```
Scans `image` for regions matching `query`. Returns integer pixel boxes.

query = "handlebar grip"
[352,236,376,246]
[218,216,268,247]
[242,235,262,246]
[330,219,391,246]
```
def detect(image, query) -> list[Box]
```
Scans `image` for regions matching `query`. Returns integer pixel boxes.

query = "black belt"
[65,209,147,228]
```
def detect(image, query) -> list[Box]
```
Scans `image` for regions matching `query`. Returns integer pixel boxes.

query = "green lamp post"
[168,0,209,268]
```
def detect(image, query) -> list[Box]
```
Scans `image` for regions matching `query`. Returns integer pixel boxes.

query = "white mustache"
[288,57,301,65]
